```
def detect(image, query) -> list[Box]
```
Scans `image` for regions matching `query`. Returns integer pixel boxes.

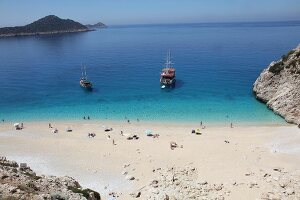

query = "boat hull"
[160,78,176,88]
[80,80,93,90]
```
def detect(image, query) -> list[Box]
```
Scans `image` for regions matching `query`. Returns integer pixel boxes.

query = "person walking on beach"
[230,122,233,128]
[49,123,52,128]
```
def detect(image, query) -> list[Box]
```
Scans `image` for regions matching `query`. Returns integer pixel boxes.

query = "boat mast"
[165,51,172,69]
[84,65,88,79]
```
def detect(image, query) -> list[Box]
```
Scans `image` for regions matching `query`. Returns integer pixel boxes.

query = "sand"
[0,120,300,199]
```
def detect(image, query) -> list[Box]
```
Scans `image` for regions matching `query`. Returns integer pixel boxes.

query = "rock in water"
[253,44,300,125]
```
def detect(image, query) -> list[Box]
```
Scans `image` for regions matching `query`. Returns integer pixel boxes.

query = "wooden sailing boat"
[80,65,93,89]
[160,51,176,88]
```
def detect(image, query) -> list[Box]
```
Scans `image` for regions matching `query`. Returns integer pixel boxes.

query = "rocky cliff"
[0,157,100,200]
[253,45,300,125]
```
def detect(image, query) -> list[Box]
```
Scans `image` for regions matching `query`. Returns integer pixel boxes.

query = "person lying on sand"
[170,142,178,150]
[88,133,96,138]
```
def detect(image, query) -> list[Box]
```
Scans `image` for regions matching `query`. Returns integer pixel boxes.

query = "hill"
[0,15,90,37]
[253,45,300,125]
[86,22,107,29]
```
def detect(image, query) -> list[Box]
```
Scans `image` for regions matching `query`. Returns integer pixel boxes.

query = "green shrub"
[67,186,101,200]
[269,61,284,74]
[50,193,67,200]
[0,161,18,168]
[24,172,41,180]
[282,50,295,61]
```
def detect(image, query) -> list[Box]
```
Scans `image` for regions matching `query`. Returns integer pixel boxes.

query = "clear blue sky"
[0,0,300,27]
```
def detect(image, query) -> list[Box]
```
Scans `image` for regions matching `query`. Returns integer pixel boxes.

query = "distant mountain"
[0,15,90,37]
[86,22,107,29]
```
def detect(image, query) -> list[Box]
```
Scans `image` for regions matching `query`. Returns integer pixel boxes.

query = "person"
[49,123,52,128]
[120,131,123,136]
[112,139,116,145]
[2,119,4,122]
[21,123,23,129]
[83,116,86,120]
[127,119,130,123]
[230,122,233,128]
[200,121,202,126]
[87,116,90,120]
[137,118,139,122]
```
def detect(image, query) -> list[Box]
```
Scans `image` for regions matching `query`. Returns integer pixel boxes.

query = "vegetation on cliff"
[0,15,89,37]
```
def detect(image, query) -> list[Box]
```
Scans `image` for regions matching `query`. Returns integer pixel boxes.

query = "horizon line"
[110,20,300,27]
[1,18,300,29]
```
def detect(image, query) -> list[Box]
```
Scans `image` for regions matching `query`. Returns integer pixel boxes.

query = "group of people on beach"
[48,123,58,133]
[83,116,91,120]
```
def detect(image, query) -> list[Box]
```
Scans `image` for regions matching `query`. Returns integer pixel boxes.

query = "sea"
[1,21,300,125]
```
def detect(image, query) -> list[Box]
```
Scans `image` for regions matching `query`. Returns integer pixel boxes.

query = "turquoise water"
[1,21,300,124]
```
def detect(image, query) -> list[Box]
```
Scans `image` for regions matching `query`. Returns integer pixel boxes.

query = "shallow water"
[0,21,300,124]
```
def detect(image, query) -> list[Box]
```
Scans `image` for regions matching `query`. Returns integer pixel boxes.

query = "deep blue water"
[0,21,300,124]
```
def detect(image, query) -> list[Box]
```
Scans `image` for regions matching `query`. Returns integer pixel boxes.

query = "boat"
[80,65,93,89]
[160,51,176,88]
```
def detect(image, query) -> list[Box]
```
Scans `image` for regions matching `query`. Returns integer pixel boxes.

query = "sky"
[0,0,300,27]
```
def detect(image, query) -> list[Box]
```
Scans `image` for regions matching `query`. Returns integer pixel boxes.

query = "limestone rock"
[0,157,101,200]
[253,44,300,125]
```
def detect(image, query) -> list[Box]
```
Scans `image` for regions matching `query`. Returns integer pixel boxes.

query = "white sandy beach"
[0,120,300,199]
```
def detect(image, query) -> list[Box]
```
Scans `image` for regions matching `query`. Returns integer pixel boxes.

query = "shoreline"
[0,29,92,38]
[0,117,288,128]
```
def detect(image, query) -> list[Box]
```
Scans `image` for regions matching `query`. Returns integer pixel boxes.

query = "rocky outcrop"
[0,157,100,200]
[253,45,300,125]
[129,166,300,199]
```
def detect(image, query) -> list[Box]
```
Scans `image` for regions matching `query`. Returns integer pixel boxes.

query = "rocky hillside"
[0,157,100,200]
[0,15,90,37]
[86,22,107,29]
[253,45,300,125]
